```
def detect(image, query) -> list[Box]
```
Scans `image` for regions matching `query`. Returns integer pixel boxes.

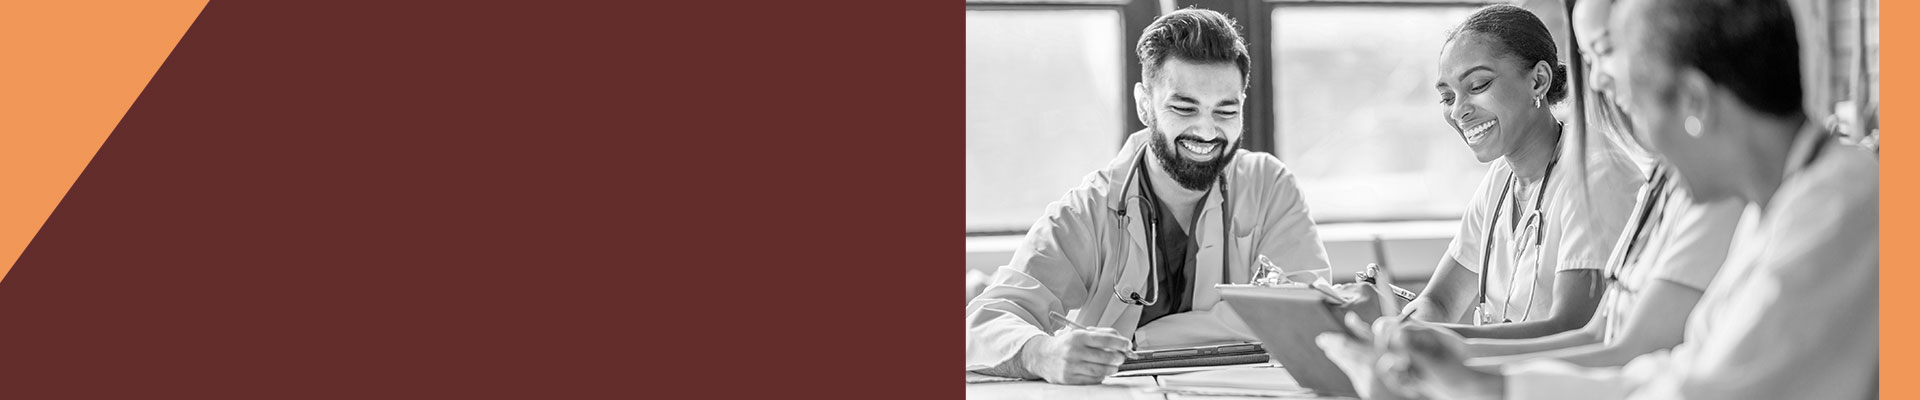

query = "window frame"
[966,0,1163,145]
[964,1,1155,236]
[1258,0,1501,156]
[1259,0,1548,224]
[964,0,1564,234]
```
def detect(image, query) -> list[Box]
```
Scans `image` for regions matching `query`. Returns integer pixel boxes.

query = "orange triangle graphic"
[0,1,209,281]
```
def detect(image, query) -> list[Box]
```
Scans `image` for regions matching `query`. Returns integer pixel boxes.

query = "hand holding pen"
[1016,311,1136,385]
[1050,312,1137,359]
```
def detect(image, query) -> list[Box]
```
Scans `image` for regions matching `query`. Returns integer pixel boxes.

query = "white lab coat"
[965,130,1332,371]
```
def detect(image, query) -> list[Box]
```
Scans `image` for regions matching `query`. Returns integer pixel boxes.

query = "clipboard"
[1216,283,1386,398]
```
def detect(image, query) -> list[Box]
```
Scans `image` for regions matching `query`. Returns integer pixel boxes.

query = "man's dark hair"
[1136,8,1251,88]
[1636,0,1803,118]
[1448,4,1571,104]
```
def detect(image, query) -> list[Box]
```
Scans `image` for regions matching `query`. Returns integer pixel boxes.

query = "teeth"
[1463,120,1496,143]
[1181,141,1218,154]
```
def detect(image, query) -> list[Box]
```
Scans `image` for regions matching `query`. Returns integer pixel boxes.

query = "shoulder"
[1078,165,1116,200]
[1060,133,1154,214]
[1040,156,1127,224]
[1775,141,1878,222]
[1224,150,1288,180]
[1758,140,1877,285]
[1551,144,1643,217]
[1480,160,1512,195]
[1219,151,1310,214]
[1647,176,1745,288]
[1797,141,1878,198]
[1667,174,1744,223]
[1221,150,1301,196]
[1456,161,1508,212]
[1572,143,1646,197]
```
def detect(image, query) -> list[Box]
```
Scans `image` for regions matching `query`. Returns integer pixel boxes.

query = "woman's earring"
[1534,95,1543,109]
[1684,116,1703,137]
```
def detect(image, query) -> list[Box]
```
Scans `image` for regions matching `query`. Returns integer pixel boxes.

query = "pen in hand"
[1049,311,1138,359]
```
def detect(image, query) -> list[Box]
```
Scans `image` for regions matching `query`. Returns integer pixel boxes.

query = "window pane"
[967,10,1125,233]
[1272,6,1483,222]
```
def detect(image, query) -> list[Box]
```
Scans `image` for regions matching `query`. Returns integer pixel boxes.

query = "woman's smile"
[1462,119,1498,146]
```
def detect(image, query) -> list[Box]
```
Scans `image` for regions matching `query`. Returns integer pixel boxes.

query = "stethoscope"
[1112,146,1232,307]
[1598,163,1671,342]
[1603,163,1672,293]
[1474,156,1557,325]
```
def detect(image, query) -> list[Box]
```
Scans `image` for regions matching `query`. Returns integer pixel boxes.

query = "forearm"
[1549,342,1653,368]
[1468,284,1694,368]
[972,336,1047,379]
[1441,315,1585,340]
[1464,326,1602,358]
[1546,281,1701,368]
[1408,258,1479,323]
[1447,270,1602,339]
[1469,342,1605,367]
[1405,297,1455,323]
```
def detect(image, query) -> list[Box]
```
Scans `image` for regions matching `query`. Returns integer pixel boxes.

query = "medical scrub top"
[1135,173,1207,328]
[1596,164,1742,343]
[1446,133,1641,324]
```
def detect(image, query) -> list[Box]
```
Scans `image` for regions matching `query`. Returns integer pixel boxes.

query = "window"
[966,9,1127,233]
[1271,5,1484,223]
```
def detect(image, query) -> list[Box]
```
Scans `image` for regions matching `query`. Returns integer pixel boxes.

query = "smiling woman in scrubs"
[1401,5,1641,340]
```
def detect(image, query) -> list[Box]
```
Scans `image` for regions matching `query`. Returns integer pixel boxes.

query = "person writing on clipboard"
[965,8,1332,385]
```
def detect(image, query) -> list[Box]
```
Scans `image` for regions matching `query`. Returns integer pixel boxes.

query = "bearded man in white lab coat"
[965,8,1332,384]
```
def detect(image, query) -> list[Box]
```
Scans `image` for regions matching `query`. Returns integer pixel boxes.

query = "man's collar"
[1103,130,1155,212]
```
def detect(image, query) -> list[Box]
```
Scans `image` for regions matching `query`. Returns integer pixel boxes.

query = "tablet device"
[1216,284,1380,397]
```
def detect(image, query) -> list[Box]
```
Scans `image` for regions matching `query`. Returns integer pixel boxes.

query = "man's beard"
[1148,127,1237,191]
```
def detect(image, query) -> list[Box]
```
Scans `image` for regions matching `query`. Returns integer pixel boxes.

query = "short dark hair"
[1634,0,1803,118]
[1136,8,1251,89]
[1447,5,1570,104]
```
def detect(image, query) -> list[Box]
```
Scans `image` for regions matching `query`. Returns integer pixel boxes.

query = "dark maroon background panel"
[0,1,953,397]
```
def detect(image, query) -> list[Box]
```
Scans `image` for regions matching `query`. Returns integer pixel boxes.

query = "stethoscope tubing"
[1113,146,1232,309]
[1476,158,1557,325]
